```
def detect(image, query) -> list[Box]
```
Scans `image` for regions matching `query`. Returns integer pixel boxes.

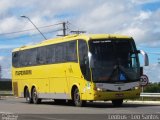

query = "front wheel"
[112,99,123,107]
[32,87,41,104]
[73,88,86,107]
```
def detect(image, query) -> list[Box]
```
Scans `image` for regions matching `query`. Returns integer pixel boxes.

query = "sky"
[0,0,160,82]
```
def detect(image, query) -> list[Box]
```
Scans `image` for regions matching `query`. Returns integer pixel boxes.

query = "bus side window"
[29,48,37,66]
[78,40,91,81]
[23,50,30,66]
[55,44,63,63]
[67,41,77,62]
[37,47,47,64]
[46,45,56,64]
[12,52,19,67]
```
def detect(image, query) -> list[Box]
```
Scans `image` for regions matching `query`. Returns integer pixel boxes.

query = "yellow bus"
[12,34,149,107]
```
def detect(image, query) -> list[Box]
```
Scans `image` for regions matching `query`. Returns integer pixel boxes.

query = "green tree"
[144,82,160,93]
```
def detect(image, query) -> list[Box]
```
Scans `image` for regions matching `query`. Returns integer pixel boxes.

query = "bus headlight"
[96,87,106,92]
[135,86,139,90]
[131,86,139,90]
[97,87,102,91]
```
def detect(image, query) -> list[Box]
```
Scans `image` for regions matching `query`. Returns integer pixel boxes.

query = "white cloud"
[0,0,159,46]
[144,64,160,82]
[0,17,27,38]
[2,68,11,78]
[0,56,5,61]
[0,56,11,78]
[0,0,160,80]
[131,0,160,4]
[0,0,13,14]
[74,1,134,34]
[0,45,18,49]
[135,11,152,21]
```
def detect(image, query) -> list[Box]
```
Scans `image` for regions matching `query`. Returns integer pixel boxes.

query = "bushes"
[0,81,12,91]
[144,82,160,93]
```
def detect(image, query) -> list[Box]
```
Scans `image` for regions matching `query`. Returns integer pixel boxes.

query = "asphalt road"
[0,97,160,120]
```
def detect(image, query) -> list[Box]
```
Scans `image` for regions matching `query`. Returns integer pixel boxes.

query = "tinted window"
[37,47,47,64]
[78,40,91,81]
[89,39,140,83]
[55,44,66,63]
[67,41,77,62]
[12,40,78,68]
[12,52,20,67]
[29,49,37,66]
[46,45,55,63]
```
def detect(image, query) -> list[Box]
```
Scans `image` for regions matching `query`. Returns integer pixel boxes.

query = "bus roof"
[12,34,132,52]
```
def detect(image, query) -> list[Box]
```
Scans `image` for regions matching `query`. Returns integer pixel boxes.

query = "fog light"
[97,88,103,91]
[135,87,139,90]
[96,87,106,92]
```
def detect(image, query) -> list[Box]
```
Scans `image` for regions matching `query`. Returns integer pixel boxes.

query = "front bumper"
[86,89,141,101]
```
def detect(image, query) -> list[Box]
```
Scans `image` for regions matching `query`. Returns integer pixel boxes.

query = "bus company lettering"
[15,70,32,75]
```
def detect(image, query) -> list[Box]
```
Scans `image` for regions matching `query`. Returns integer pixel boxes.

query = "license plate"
[115,93,124,97]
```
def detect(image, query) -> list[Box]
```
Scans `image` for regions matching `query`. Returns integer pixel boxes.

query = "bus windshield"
[89,39,140,83]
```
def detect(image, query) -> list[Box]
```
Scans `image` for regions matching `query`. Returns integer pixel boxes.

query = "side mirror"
[138,50,149,66]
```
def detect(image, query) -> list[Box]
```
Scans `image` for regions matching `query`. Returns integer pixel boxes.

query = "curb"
[124,100,160,104]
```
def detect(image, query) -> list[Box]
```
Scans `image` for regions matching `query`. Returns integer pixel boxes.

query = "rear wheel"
[112,99,123,107]
[73,88,86,107]
[32,87,41,104]
[25,88,32,103]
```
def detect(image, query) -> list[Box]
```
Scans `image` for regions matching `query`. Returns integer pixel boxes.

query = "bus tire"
[25,88,33,103]
[73,87,86,107]
[32,87,41,104]
[112,99,123,107]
